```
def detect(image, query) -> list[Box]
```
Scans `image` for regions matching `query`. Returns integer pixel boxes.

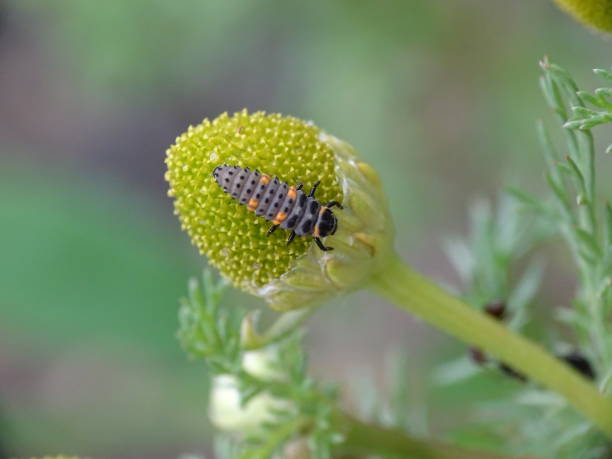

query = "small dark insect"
[470,301,527,382]
[469,301,507,366]
[212,165,342,251]
[484,301,506,321]
[560,351,596,381]
[498,362,527,382]
[470,301,597,383]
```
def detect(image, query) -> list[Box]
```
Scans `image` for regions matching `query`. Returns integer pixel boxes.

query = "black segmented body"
[212,165,342,250]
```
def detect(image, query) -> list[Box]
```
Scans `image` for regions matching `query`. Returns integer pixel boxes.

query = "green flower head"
[553,0,612,33]
[166,110,394,310]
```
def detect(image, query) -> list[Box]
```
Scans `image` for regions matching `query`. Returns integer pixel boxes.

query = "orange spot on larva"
[273,211,288,225]
[247,198,259,211]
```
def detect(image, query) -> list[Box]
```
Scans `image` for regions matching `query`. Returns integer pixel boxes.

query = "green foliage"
[435,195,548,390]
[178,271,242,374]
[565,67,612,154]
[538,58,612,379]
[445,195,548,327]
[177,59,612,458]
[177,271,342,458]
[438,59,612,458]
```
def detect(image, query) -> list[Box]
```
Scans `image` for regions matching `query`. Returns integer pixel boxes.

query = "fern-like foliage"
[564,67,612,154]
[176,59,612,459]
[439,59,612,459]
[177,271,342,459]
[537,58,612,384]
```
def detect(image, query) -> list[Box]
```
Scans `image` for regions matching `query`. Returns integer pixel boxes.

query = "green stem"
[237,416,309,459]
[333,411,520,459]
[369,254,612,439]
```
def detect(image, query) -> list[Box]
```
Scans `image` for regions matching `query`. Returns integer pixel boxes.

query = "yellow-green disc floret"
[165,110,342,291]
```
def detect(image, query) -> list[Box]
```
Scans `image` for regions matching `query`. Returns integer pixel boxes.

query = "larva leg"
[314,237,333,251]
[308,181,320,198]
[286,231,296,245]
[326,201,343,209]
[267,224,279,236]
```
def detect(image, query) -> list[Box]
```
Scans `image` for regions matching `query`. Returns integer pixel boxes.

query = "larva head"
[166,110,394,310]
[314,207,338,238]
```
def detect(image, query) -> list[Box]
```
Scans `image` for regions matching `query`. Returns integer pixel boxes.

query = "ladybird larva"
[213,165,342,251]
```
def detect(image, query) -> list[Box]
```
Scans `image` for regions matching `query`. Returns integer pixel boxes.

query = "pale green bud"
[209,374,290,435]
[166,111,394,311]
[242,346,285,381]
[553,0,612,33]
[209,345,292,435]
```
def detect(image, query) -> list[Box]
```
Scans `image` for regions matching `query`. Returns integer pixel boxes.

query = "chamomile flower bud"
[166,110,394,310]
[209,374,289,434]
[242,346,285,381]
[553,0,612,33]
[209,346,292,435]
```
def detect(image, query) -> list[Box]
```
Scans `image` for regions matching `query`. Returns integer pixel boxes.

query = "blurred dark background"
[1,1,611,457]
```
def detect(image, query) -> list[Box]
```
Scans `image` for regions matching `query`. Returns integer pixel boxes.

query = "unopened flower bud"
[553,0,612,33]
[209,344,292,435]
[242,346,285,381]
[209,374,289,434]
[166,110,394,311]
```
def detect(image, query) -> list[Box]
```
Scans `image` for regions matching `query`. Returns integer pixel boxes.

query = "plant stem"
[369,254,612,439]
[238,416,309,459]
[333,411,519,459]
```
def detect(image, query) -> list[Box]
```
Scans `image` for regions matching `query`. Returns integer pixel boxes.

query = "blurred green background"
[1,1,611,457]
